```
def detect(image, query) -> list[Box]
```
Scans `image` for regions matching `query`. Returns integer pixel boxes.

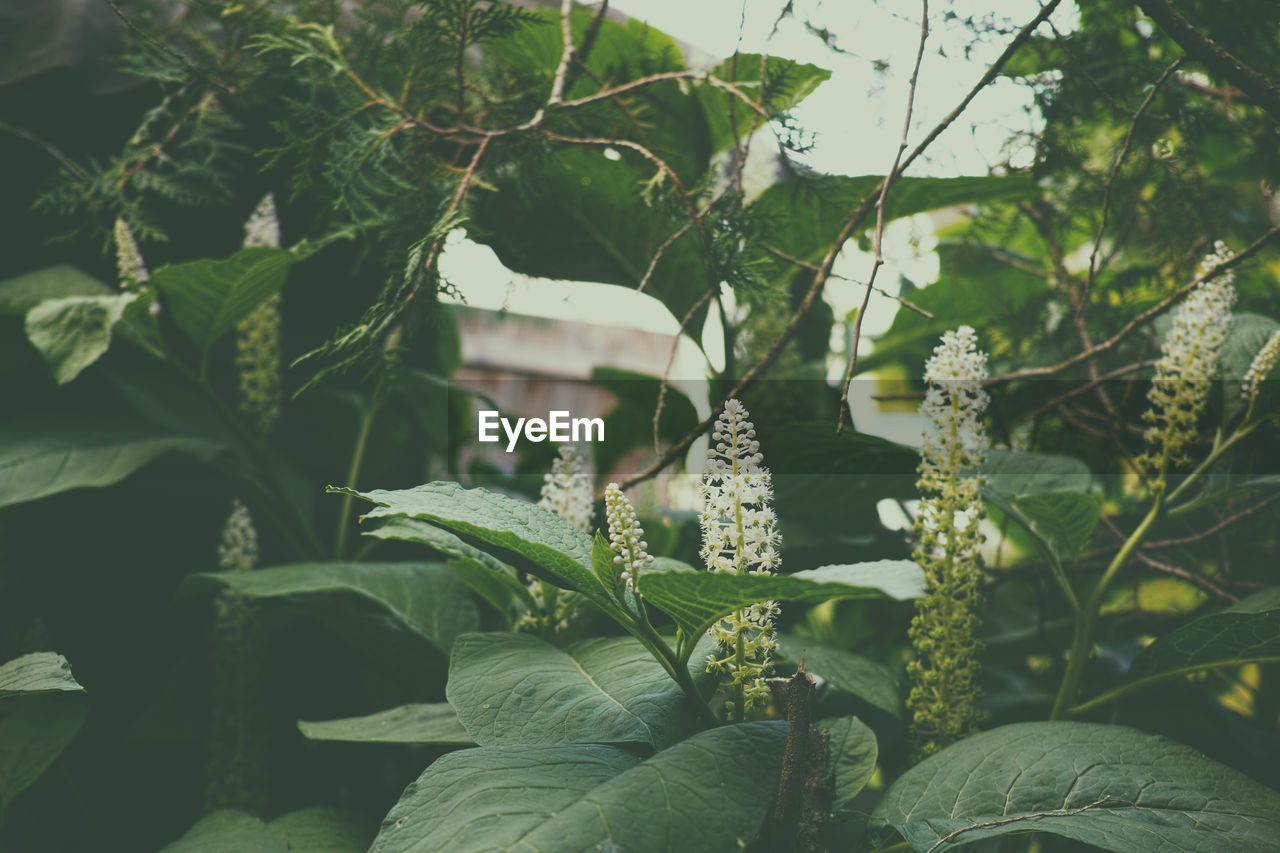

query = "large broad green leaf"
[0,414,222,509]
[1074,588,1280,712]
[370,722,786,853]
[447,633,708,750]
[0,265,112,315]
[180,562,478,655]
[0,652,84,698]
[821,715,879,813]
[697,54,830,155]
[150,247,295,355]
[638,561,924,641]
[364,516,536,613]
[299,703,474,745]
[874,721,1280,852]
[24,292,140,383]
[332,483,617,615]
[749,174,1038,288]
[775,636,902,719]
[160,807,367,852]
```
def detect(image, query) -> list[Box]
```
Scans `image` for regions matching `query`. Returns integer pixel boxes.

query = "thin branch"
[995,221,1280,384]
[652,289,715,454]
[0,120,87,180]
[1134,0,1280,125]
[616,0,1066,490]
[1026,360,1155,419]
[837,0,929,434]
[637,221,694,293]
[548,0,576,105]
[542,132,699,220]
[561,0,609,93]
[1082,57,1182,306]
[763,246,934,317]
[1133,550,1239,603]
[1147,490,1280,548]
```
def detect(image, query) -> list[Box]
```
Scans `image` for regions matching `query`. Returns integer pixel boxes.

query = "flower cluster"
[538,444,594,532]
[217,499,259,574]
[1140,243,1237,479]
[699,398,779,714]
[907,326,989,761]
[114,218,149,290]
[1242,330,1280,406]
[235,195,283,434]
[604,483,652,592]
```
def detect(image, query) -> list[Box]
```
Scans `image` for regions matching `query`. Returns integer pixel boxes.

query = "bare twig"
[548,0,576,105]
[652,289,715,453]
[1082,57,1182,306]
[763,246,934,317]
[836,0,929,433]
[637,221,694,293]
[1147,490,1280,548]
[1133,550,1239,603]
[0,120,87,180]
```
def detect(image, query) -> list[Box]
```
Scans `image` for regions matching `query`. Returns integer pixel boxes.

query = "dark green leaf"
[370,722,786,852]
[697,54,830,154]
[299,703,474,745]
[0,414,222,509]
[332,483,617,615]
[160,807,367,852]
[0,694,86,808]
[150,247,295,354]
[180,562,478,655]
[447,633,708,749]
[874,721,1280,852]
[639,561,924,641]
[821,715,879,813]
[0,265,111,315]
[1075,587,1280,712]
[1221,313,1280,421]
[982,449,1093,496]
[1013,490,1102,557]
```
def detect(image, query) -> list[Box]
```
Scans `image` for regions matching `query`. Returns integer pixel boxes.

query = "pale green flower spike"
[217,498,259,574]
[522,444,594,633]
[113,218,149,290]
[907,325,989,762]
[1242,329,1280,406]
[1139,242,1237,482]
[539,444,594,532]
[243,193,280,249]
[604,483,652,593]
[234,195,284,434]
[700,398,779,715]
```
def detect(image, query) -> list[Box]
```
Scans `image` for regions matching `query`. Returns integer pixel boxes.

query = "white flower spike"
[604,483,652,591]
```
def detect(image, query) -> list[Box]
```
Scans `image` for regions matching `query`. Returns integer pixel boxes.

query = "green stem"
[335,401,380,559]
[1050,495,1162,719]
[1166,422,1257,508]
[633,618,718,728]
[733,626,746,724]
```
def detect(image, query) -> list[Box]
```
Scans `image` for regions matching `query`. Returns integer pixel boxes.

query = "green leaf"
[821,716,879,813]
[1013,491,1102,557]
[160,808,368,852]
[24,293,139,383]
[0,414,222,509]
[697,55,830,155]
[447,633,708,749]
[775,636,901,718]
[150,247,295,355]
[299,703,474,745]
[591,530,624,599]
[363,516,537,613]
[638,561,924,641]
[982,449,1093,496]
[0,265,112,315]
[0,652,84,698]
[370,722,786,852]
[180,562,478,655]
[332,483,617,615]
[874,721,1280,852]
[0,695,86,809]
[1074,588,1280,712]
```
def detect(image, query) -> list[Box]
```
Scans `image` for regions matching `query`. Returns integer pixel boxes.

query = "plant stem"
[1050,495,1162,719]
[334,400,380,559]
[733,627,746,724]
[633,618,718,728]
